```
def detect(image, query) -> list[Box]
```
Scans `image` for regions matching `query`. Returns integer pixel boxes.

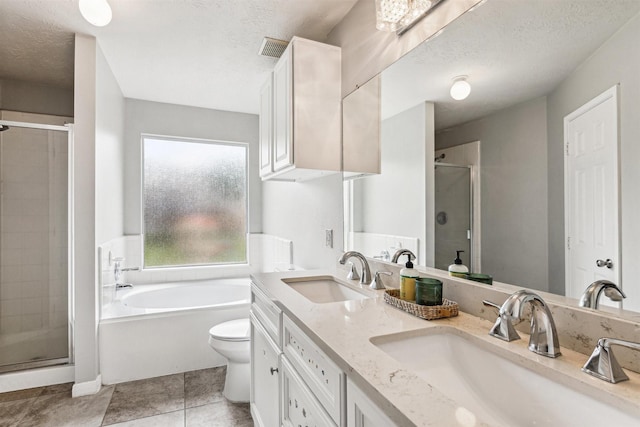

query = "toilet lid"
[209,318,250,342]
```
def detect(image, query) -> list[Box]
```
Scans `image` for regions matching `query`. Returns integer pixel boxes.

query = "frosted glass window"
[143,136,247,268]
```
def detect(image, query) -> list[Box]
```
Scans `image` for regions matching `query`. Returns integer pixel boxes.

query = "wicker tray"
[383,289,458,320]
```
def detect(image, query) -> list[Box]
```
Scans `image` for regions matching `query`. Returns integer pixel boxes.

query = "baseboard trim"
[72,374,102,397]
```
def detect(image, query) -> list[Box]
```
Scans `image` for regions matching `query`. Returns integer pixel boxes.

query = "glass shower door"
[434,164,472,271]
[0,122,70,373]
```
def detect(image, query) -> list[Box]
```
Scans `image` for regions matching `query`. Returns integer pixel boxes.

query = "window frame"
[140,133,249,270]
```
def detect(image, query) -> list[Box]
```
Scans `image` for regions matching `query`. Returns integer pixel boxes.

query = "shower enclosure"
[434,163,472,271]
[0,118,72,374]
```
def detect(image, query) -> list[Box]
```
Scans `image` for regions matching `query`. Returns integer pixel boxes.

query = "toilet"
[208,318,251,402]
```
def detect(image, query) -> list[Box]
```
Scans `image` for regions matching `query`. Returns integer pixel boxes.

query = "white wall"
[0,79,73,117]
[72,34,99,387]
[436,97,548,291]
[262,174,344,269]
[356,102,434,266]
[546,12,640,307]
[95,44,125,245]
[122,99,260,237]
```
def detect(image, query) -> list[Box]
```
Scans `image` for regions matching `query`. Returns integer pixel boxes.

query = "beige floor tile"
[0,387,43,403]
[41,382,74,396]
[185,401,252,427]
[0,398,35,427]
[103,410,185,427]
[102,374,184,425]
[184,367,226,408]
[18,385,114,427]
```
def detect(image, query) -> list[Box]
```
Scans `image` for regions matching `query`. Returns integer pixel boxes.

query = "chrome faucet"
[113,257,138,290]
[391,249,416,263]
[582,337,640,383]
[483,290,561,358]
[579,280,626,309]
[339,251,372,285]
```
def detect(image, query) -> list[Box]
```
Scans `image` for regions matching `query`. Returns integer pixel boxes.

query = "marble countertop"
[251,269,640,427]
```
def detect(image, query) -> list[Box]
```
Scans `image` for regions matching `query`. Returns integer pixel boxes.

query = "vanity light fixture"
[375,0,446,35]
[450,76,471,100]
[79,0,112,27]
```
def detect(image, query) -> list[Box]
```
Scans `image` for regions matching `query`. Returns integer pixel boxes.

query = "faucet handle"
[484,299,520,342]
[482,299,501,312]
[582,338,640,383]
[346,262,360,281]
[370,271,392,290]
[488,312,521,342]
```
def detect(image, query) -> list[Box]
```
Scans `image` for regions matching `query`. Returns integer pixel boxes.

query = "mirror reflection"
[343,0,640,313]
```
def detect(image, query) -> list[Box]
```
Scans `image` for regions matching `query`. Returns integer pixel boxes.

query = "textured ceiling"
[0,0,358,114]
[381,0,640,129]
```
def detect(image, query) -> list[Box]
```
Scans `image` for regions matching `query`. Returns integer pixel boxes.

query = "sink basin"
[282,276,371,304]
[371,328,639,426]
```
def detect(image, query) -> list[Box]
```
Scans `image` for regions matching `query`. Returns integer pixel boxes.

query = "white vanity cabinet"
[346,378,396,427]
[283,314,345,426]
[260,36,342,181]
[282,357,338,427]
[259,75,274,177]
[250,283,283,427]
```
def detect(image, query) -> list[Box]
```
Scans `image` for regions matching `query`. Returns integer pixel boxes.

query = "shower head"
[0,125,9,132]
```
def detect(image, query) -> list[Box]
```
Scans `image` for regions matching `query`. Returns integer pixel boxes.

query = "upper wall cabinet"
[260,37,342,181]
[342,75,381,179]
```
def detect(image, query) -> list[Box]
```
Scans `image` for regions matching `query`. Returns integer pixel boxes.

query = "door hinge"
[565,141,569,156]
[567,236,571,250]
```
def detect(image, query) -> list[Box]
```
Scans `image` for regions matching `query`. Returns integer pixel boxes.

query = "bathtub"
[99,278,251,384]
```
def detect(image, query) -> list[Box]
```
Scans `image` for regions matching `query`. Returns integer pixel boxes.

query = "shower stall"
[0,118,73,374]
[434,163,473,271]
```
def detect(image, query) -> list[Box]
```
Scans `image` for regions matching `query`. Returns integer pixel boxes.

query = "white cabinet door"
[346,378,397,427]
[250,313,281,427]
[283,315,344,426]
[273,44,293,172]
[259,74,273,177]
[281,357,336,427]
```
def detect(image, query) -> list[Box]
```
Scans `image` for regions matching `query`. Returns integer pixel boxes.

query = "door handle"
[270,367,279,375]
[596,259,613,269]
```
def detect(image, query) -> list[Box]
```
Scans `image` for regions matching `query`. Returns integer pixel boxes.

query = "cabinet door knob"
[270,367,279,375]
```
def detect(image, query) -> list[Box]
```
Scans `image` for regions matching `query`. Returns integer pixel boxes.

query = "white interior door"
[564,86,619,302]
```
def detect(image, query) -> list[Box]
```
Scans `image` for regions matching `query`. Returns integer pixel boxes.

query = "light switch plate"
[325,229,333,248]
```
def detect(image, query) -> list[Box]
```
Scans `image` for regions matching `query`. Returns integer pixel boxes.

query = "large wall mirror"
[342,0,640,314]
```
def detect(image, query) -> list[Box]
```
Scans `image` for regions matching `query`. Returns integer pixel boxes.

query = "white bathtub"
[99,278,251,384]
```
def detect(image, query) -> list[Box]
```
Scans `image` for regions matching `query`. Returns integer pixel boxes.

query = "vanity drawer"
[251,282,282,347]
[282,357,337,427]
[283,314,344,426]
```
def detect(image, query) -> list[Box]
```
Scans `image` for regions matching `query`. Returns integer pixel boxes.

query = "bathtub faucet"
[113,257,138,290]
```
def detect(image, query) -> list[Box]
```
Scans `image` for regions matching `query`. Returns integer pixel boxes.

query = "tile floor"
[0,367,254,427]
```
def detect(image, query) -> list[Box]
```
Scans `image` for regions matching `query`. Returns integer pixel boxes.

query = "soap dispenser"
[399,255,419,301]
[448,250,469,278]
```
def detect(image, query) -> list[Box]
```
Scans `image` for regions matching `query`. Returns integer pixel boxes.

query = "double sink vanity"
[249,265,640,426]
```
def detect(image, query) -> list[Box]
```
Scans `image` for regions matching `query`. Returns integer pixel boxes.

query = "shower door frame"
[0,119,75,373]
[434,162,475,271]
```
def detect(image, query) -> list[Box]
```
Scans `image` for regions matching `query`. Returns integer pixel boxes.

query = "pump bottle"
[448,250,469,278]
[399,255,419,301]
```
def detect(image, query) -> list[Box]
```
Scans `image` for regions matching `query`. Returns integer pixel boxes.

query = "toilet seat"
[209,318,250,342]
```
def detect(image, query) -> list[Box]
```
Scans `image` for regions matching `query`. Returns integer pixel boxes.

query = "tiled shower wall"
[0,112,69,366]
